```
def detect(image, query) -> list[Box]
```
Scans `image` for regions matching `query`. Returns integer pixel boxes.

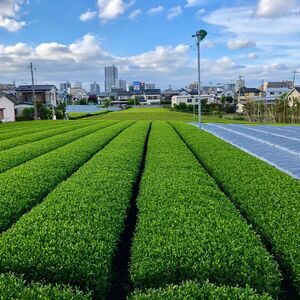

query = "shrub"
[0,273,91,299]
[129,281,273,300]
[130,122,280,298]
[0,121,133,232]
[171,122,300,295]
[0,122,150,298]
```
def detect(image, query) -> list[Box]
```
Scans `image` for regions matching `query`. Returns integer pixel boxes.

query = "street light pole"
[193,30,207,129]
[197,38,201,128]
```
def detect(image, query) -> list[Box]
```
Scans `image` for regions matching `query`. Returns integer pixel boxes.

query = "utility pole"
[192,29,207,129]
[28,62,38,120]
[292,69,299,88]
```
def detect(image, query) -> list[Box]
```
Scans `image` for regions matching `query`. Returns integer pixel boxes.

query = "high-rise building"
[60,81,71,91]
[119,79,127,91]
[105,66,118,93]
[74,81,82,89]
[90,81,100,95]
[145,83,156,90]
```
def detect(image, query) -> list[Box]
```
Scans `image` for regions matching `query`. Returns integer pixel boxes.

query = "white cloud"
[167,6,182,20]
[129,9,142,20]
[248,52,259,60]
[79,10,97,22]
[147,6,164,16]
[227,39,256,50]
[0,0,27,32]
[196,8,206,16]
[185,0,204,7]
[97,0,132,21]
[203,7,300,35]
[255,0,298,17]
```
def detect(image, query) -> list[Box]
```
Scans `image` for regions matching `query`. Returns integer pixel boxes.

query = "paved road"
[191,123,300,180]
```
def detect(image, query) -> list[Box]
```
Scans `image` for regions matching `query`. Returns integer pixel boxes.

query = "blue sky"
[0,0,300,90]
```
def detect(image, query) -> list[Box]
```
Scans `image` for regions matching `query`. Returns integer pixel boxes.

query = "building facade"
[119,79,127,91]
[90,82,100,95]
[105,66,118,93]
[0,93,16,122]
[16,85,58,107]
[286,87,300,106]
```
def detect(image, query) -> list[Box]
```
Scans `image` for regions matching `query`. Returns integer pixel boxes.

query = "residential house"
[286,87,300,106]
[142,89,161,105]
[0,93,17,122]
[171,91,215,107]
[265,87,291,103]
[236,87,263,113]
[16,85,58,107]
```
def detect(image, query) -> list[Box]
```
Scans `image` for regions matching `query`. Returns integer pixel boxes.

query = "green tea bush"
[0,121,150,298]
[129,281,273,300]
[171,122,300,295]
[0,121,132,232]
[130,122,280,298]
[0,121,117,173]
[0,273,91,299]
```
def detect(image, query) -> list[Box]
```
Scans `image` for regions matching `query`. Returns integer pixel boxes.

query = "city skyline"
[0,0,300,88]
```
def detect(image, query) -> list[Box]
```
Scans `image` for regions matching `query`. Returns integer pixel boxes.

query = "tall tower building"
[105,66,118,93]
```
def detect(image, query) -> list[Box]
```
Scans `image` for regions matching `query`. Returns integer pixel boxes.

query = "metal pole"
[29,62,38,120]
[197,37,201,129]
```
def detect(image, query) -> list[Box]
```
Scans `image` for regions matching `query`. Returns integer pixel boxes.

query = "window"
[0,109,4,120]
[270,92,275,95]
[187,99,192,103]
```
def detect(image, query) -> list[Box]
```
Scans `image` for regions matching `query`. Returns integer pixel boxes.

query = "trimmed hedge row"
[0,120,100,151]
[171,122,300,295]
[0,120,118,173]
[129,281,273,300]
[130,122,280,297]
[0,121,133,232]
[0,121,69,140]
[0,273,91,299]
[0,121,150,298]
[0,120,67,133]
[68,110,109,119]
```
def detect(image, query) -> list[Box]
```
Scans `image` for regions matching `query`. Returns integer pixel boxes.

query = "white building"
[265,87,291,103]
[171,93,215,107]
[68,87,88,100]
[142,89,161,105]
[0,93,16,122]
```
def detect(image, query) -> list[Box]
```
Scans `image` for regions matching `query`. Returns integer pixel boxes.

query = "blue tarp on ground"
[191,123,300,180]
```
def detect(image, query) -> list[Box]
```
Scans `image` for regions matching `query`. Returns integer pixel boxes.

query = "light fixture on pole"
[192,29,207,129]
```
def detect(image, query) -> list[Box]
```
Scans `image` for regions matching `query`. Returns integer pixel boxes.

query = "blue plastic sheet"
[191,123,300,180]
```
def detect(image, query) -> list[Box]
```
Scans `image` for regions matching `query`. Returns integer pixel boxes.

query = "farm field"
[0,119,299,299]
[89,107,252,123]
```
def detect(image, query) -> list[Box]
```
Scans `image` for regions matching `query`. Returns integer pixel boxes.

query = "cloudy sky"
[0,0,300,90]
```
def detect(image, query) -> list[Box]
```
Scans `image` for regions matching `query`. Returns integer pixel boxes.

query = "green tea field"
[0,118,299,300]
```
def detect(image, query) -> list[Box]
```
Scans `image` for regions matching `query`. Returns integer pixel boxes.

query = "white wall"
[0,96,15,122]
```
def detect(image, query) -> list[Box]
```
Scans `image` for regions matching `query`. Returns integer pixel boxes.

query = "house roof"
[0,92,18,104]
[16,85,58,92]
[144,89,161,95]
[239,87,261,93]
[295,87,300,93]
